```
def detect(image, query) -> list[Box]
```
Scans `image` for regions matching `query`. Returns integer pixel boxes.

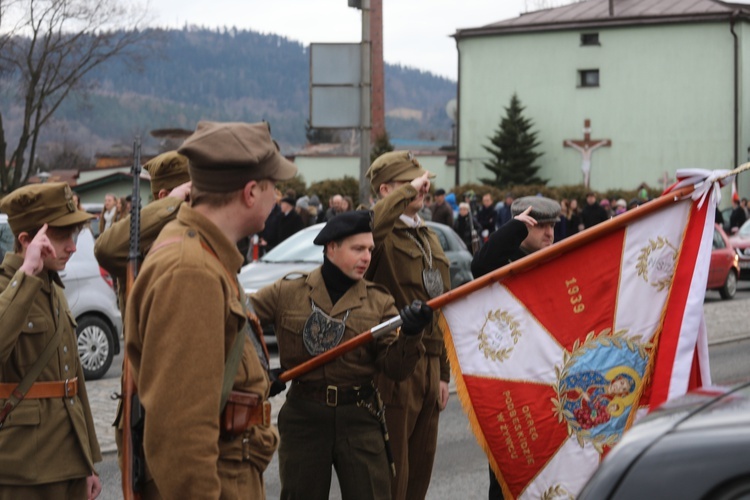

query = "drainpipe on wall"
[455,37,461,187]
[609,0,614,17]
[730,11,739,169]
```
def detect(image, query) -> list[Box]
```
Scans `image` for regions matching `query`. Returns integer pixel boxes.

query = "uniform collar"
[3,252,64,292]
[176,204,245,273]
[306,267,367,318]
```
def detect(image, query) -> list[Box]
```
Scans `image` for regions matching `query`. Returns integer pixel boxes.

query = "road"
[93,282,750,499]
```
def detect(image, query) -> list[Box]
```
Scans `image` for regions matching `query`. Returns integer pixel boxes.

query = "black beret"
[511,196,561,223]
[313,210,373,245]
[280,196,296,206]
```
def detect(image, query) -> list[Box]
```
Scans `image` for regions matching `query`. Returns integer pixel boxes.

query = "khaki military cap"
[0,182,94,235]
[511,196,561,224]
[143,151,190,199]
[367,150,435,192]
[178,121,298,193]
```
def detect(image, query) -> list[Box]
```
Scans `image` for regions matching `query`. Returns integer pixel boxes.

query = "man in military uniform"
[365,151,452,500]
[0,182,102,499]
[471,195,561,500]
[125,121,296,498]
[93,150,191,472]
[251,210,432,499]
[95,150,191,308]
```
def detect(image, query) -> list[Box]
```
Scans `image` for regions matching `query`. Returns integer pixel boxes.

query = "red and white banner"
[439,174,725,499]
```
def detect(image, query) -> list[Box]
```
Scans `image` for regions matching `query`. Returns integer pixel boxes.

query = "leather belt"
[289,381,374,407]
[0,378,78,400]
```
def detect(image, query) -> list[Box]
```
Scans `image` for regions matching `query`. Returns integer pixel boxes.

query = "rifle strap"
[0,288,64,428]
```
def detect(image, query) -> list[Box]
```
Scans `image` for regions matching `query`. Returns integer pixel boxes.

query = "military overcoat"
[0,254,101,486]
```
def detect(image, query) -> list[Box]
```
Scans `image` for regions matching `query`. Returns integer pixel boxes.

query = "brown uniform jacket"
[365,184,451,383]
[125,204,278,499]
[251,268,424,385]
[0,254,101,485]
[94,196,184,308]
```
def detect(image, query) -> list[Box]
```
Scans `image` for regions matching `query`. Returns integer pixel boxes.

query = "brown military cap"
[143,151,190,199]
[0,182,94,235]
[366,150,435,192]
[178,121,298,193]
[511,196,561,224]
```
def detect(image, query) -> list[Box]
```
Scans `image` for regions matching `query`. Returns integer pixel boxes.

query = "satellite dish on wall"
[445,99,457,122]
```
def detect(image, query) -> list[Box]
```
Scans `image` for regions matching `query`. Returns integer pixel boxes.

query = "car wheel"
[76,315,115,380]
[719,269,738,300]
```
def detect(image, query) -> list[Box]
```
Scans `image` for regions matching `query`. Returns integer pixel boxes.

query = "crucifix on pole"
[563,119,612,189]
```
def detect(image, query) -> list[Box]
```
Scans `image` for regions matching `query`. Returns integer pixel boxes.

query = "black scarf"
[321,256,356,305]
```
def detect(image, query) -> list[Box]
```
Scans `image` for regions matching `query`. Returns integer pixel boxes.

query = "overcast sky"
[146,0,547,80]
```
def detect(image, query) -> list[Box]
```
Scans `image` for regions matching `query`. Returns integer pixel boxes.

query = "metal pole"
[359,0,372,207]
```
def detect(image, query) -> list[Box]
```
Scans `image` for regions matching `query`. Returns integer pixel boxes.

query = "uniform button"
[28,322,33,328]
[187,230,196,238]
[11,280,17,287]
[64,364,69,372]
[70,399,75,405]
[63,346,68,353]
[167,206,175,213]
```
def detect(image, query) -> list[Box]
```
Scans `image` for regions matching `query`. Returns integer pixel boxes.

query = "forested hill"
[56,27,457,153]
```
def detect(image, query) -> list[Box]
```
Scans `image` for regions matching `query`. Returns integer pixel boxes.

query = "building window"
[579,69,599,88]
[581,33,600,46]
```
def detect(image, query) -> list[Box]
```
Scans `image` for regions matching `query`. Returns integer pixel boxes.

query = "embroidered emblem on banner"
[636,236,678,291]
[477,309,522,363]
[552,329,651,453]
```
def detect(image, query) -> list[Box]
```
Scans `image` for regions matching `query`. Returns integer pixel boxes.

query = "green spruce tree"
[481,93,546,188]
[370,131,394,162]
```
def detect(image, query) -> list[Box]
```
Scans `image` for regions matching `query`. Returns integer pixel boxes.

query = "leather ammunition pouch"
[220,391,271,440]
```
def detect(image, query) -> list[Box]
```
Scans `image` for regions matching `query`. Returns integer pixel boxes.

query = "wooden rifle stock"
[122,138,143,500]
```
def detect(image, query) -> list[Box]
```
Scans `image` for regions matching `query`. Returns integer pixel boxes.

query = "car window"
[430,225,451,252]
[261,225,324,264]
[713,229,726,250]
[0,219,14,260]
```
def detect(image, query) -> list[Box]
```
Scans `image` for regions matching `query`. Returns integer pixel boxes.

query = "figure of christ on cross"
[563,119,612,189]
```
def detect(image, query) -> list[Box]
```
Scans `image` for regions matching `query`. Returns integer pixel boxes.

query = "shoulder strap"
[0,292,65,428]
[219,325,245,412]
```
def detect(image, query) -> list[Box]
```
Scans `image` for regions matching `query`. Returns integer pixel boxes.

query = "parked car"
[0,215,122,380]
[707,224,740,299]
[239,221,474,339]
[729,219,750,279]
[61,227,122,379]
[578,381,750,500]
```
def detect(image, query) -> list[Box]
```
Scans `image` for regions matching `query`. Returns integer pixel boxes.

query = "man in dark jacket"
[470,195,561,499]
[581,192,609,229]
[277,196,305,244]
[431,188,454,227]
[476,193,497,238]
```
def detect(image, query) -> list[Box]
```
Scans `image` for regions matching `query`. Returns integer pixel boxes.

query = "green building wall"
[457,20,749,196]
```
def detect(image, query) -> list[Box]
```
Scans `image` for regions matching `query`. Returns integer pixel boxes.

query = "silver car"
[0,215,122,380]
[239,221,474,340]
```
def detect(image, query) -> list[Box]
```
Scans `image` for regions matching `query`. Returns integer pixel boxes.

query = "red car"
[708,224,740,300]
[729,219,750,280]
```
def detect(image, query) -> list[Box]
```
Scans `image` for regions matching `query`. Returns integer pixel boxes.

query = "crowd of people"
[2,118,742,500]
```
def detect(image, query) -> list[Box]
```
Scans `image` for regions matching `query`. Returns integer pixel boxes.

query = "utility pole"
[358,0,372,207]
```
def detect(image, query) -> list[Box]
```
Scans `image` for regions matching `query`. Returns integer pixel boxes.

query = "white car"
[0,215,122,380]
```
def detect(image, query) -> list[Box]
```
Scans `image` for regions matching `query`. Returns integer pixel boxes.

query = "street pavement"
[85,287,750,456]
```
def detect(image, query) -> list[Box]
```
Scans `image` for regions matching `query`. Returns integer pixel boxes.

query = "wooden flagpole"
[279,182,710,383]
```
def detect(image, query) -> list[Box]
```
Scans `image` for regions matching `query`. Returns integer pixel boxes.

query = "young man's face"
[42,225,80,271]
[104,195,116,210]
[520,222,555,253]
[482,194,493,207]
[326,232,374,280]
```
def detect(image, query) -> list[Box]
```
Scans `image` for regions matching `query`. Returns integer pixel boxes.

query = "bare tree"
[0,0,152,193]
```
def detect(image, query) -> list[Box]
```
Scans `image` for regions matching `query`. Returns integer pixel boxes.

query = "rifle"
[122,137,145,499]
